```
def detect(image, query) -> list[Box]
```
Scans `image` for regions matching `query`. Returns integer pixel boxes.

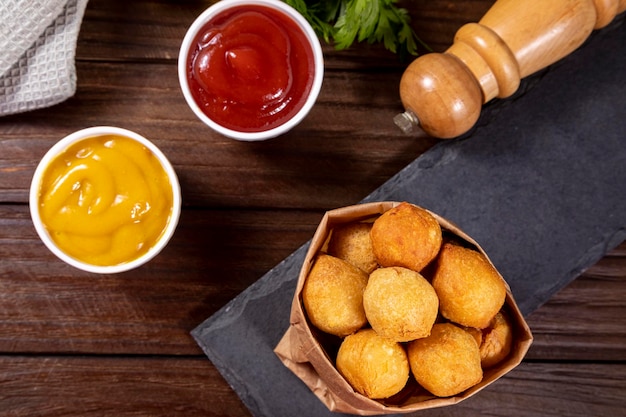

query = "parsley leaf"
[284,0,426,56]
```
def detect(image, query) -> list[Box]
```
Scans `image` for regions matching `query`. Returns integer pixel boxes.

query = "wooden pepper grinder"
[396,0,626,139]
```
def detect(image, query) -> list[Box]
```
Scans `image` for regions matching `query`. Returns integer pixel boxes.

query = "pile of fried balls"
[302,202,514,400]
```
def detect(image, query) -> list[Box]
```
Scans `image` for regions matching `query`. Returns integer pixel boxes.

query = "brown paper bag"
[275,201,533,415]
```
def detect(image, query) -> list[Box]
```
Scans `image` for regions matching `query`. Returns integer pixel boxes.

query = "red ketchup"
[186,5,316,132]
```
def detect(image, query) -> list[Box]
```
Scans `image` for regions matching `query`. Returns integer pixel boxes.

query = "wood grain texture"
[0,204,320,355]
[0,62,436,208]
[0,357,623,416]
[0,356,253,417]
[2,201,624,360]
[0,0,624,415]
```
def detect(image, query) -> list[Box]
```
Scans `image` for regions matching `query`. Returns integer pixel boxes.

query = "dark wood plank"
[0,356,623,417]
[2,202,625,361]
[76,1,201,63]
[403,0,495,52]
[457,362,626,417]
[0,0,500,209]
[0,62,437,207]
[0,356,252,417]
[75,0,496,66]
[0,204,320,355]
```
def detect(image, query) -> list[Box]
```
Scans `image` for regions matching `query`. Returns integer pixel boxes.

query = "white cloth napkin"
[0,0,89,116]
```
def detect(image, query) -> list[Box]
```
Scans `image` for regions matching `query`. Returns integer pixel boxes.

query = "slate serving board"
[192,17,626,417]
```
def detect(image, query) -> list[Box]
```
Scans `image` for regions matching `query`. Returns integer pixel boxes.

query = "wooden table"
[1,1,624,415]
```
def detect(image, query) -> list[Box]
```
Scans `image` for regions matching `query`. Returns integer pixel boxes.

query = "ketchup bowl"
[178,0,324,141]
[29,127,182,274]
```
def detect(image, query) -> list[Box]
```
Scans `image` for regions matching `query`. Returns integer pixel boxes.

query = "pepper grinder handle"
[397,0,626,139]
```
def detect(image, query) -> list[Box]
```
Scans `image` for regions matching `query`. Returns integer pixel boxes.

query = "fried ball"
[363,267,438,342]
[302,254,369,337]
[336,329,410,399]
[327,222,378,274]
[407,323,483,397]
[432,243,506,329]
[370,202,442,272]
[463,326,483,347]
[479,311,513,368]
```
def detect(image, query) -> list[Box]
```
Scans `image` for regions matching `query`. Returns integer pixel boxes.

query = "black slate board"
[192,17,626,417]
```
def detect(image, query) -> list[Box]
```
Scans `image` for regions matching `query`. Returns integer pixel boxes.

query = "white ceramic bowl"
[178,0,324,141]
[29,126,182,274]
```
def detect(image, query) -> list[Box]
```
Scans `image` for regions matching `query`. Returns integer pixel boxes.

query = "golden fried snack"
[302,254,369,337]
[336,328,410,399]
[479,311,513,368]
[432,243,506,329]
[327,222,378,274]
[463,326,483,347]
[370,202,442,272]
[407,323,483,397]
[363,266,438,342]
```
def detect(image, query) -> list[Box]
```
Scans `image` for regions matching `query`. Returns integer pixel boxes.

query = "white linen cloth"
[0,0,89,116]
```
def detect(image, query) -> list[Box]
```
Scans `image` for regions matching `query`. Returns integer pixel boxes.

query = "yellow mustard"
[38,134,174,266]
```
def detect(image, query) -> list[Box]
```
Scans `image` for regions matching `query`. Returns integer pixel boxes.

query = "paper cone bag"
[275,201,533,415]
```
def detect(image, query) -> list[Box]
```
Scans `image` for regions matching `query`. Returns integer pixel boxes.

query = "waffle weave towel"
[0,0,89,116]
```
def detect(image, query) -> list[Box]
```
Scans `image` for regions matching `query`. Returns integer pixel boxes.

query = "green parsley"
[284,0,427,56]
